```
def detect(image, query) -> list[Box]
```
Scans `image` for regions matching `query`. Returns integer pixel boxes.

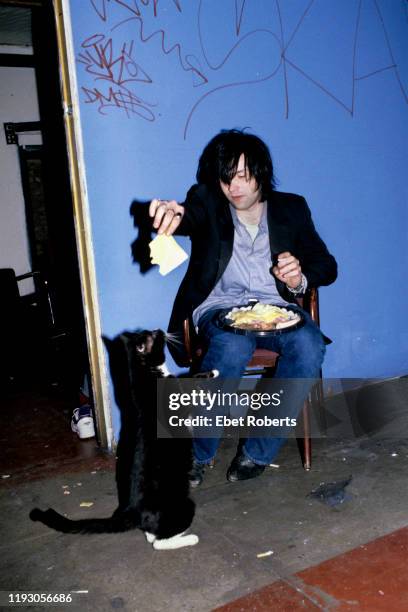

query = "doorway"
[0,1,102,475]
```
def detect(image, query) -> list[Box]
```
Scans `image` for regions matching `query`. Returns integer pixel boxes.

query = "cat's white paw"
[145,531,156,543]
[211,369,219,378]
[157,363,171,377]
[153,532,199,550]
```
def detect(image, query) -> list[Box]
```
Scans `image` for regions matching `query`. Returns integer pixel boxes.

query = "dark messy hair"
[196,129,275,200]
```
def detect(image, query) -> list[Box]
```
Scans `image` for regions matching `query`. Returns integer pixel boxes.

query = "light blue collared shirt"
[192,203,288,326]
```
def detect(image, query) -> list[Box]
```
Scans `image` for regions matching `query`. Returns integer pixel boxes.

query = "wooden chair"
[182,288,323,470]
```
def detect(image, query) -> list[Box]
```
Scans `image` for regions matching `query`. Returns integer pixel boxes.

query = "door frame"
[52,0,113,450]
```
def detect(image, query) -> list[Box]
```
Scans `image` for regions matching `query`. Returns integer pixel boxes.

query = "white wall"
[0,57,40,295]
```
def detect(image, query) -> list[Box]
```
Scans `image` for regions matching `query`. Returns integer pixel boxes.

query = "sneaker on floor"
[71,405,95,439]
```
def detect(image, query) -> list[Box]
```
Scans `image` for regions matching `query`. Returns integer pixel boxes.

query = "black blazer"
[168,184,337,365]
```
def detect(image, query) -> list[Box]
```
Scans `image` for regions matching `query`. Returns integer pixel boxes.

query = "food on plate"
[226,303,301,330]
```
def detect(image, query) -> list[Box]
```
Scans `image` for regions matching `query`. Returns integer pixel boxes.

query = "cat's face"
[103,329,167,372]
[126,329,166,368]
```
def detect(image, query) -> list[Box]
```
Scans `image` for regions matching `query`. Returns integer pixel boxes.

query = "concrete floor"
[1,378,408,611]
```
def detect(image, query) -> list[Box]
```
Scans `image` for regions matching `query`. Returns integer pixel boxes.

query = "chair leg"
[301,399,312,471]
[314,375,326,433]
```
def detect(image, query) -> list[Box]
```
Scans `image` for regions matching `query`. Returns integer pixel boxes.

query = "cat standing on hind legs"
[30,329,212,550]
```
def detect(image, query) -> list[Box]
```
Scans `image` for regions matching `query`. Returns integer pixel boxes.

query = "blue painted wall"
[67,0,408,436]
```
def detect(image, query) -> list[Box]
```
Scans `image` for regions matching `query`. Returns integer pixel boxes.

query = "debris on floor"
[257,550,274,558]
[308,475,353,507]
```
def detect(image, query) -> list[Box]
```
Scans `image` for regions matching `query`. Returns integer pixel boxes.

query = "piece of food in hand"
[149,235,188,276]
[226,303,301,330]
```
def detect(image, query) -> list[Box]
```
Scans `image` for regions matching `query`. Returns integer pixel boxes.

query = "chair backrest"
[0,268,20,300]
[0,269,21,324]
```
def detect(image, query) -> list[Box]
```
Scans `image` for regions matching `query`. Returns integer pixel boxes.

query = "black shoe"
[188,460,207,488]
[227,452,266,482]
[188,458,215,488]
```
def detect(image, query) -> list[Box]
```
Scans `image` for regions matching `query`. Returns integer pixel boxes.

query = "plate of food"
[215,302,305,336]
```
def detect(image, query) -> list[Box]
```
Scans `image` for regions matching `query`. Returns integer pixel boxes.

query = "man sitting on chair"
[149,129,337,486]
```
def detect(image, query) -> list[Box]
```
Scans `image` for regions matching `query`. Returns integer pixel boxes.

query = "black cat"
[30,329,209,549]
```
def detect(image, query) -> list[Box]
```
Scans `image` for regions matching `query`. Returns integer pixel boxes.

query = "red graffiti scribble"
[82,85,156,119]
[78,35,152,86]
[78,33,155,119]
[182,0,283,138]
[113,0,182,19]
[278,0,407,116]
[114,0,141,18]
[90,0,109,22]
[152,0,181,18]
[85,0,207,125]
[90,0,182,22]
[83,0,407,133]
[370,0,407,105]
[275,0,289,118]
[235,0,246,36]
[184,0,407,137]
[110,1,208,87]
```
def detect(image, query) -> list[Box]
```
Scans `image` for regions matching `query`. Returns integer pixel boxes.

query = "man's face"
[219,154,262,211]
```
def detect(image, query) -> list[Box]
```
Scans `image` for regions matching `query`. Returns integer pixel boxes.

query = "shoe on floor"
[188,458,215,488]
[227,451,265,482]
[188,459,207,488]
[71,405,95,439]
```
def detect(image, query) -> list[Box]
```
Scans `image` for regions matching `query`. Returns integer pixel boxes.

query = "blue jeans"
[193,307,326,465]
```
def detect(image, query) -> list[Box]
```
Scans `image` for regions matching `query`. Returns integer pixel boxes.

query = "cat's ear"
[102,335,113,349]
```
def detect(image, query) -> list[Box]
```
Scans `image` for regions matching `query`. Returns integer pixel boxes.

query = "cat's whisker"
[165,335,184,347]
[165,332,183,341]
[166,339,183,348]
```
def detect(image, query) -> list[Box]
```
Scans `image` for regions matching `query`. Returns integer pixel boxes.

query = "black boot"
[188,460,207,488]
[227,451,265,482]
[188,458,215,487]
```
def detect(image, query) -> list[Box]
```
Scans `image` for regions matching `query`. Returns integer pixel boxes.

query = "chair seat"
[248,348,279,368]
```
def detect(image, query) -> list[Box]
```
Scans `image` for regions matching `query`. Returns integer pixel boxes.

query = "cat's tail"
[29,508,137,534]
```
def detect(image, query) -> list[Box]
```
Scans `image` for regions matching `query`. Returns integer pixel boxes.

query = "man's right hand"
[149,199,184,235]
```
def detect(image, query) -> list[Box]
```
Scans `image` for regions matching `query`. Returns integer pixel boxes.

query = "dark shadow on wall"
[130,200,155,274]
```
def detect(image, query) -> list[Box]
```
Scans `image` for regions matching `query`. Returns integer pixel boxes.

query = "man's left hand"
[272,251,302,289]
